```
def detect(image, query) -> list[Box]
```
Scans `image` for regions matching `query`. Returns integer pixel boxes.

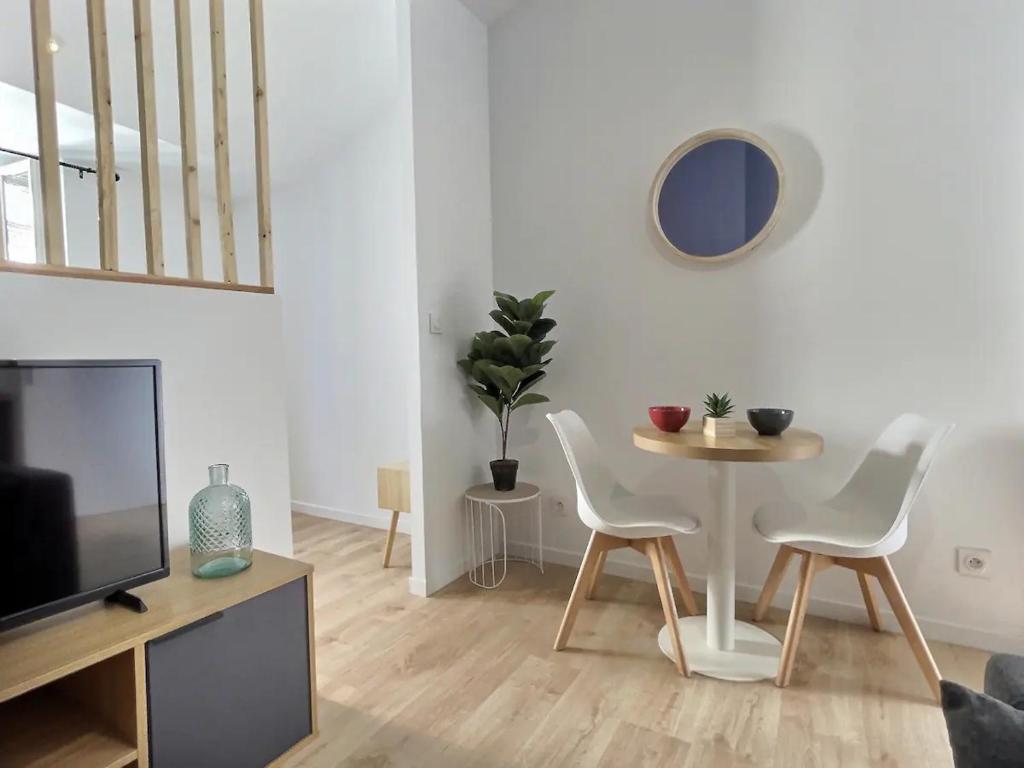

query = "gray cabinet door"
[147,577,312,768]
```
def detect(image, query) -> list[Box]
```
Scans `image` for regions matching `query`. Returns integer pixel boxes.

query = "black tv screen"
[0,360,168,631]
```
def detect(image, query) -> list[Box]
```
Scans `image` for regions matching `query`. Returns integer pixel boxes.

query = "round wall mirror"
[651,129,784,263]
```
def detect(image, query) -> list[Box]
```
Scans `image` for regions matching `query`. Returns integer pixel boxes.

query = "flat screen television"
[0,359,169,631]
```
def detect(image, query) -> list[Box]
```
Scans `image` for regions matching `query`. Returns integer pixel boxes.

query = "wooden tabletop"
[465,483,540,503]
[633,424,823,463]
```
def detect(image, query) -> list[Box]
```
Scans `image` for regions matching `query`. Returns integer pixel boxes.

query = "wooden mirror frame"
[651,128,785,264]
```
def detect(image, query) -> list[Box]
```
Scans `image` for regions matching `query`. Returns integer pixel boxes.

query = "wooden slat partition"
[209,0,237,284]
[87,0,118,271]
[29,0,66,266]
[133,0,164,276]
[0,260,271,294]
[174,0,204,280]
[8,0,277,291]
[249,0,273,288]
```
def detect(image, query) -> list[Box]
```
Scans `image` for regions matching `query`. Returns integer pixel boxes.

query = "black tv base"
[104,589,149,614]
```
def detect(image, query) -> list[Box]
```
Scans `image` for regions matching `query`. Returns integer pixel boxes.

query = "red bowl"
[648,406,691,433]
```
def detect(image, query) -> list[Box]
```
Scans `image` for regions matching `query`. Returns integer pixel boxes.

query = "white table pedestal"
[656,461,781,681]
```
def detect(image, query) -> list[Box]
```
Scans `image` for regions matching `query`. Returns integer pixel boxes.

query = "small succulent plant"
[703,392,734,419]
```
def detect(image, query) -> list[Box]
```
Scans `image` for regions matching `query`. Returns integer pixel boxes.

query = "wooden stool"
[377,461,410,568]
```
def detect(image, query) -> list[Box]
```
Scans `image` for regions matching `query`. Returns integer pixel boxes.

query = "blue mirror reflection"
[657,138,780,258]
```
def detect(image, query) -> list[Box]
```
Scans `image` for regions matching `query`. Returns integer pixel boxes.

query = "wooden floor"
[284,513,987,767]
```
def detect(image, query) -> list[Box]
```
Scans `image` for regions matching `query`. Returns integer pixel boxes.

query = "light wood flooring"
[284,512,987,767]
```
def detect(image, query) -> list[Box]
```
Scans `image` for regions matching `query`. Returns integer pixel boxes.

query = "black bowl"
[747,408,794,436]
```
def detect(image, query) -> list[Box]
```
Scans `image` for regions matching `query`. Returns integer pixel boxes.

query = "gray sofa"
[942,654,1024,767]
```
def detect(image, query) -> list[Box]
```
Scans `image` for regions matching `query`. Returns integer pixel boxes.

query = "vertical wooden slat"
[173,0,203,279]
[29,0,66,266]
[209,0,237,284]
[249,0,273,288]
[133,0,163,276]
[87,0,118,271]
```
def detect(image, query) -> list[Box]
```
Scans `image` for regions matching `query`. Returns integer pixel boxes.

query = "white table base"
[657,461,781,681]
[658,616,781,681]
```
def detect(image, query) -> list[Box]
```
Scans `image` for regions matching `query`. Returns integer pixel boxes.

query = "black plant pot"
[490,459,519,491]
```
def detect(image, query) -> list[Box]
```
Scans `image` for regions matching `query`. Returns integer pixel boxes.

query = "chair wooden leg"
[554,531,606,651]
[857,571,882,632]
[649,539,689,676]
[661,536,699,616]
[753,545,794,622]
[776,551,818,687]
[874,556,942,703]
[382,510,400,568]
[585,550,608,600]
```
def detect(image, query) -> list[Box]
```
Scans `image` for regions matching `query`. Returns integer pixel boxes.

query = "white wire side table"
[464,482,543,589]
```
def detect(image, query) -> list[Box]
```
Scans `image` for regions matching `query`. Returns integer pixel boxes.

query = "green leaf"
[490,365,525,391]
[532,289,556,307]
[475,392,504,420]
[471,331,502,359]
[536,339,557,357]
[495,295,520,320]
[493,334,533,362]
[516,370,546,394]
[472,359,498,387]
[703,392,734,418]
[489,310,518,336]
[520,363,544,377]
[511,393,550,411]
[518,298,541,323]
[528,318,557,341]
[468,382,496,398]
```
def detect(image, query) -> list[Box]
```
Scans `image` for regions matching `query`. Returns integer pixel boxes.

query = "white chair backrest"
[833,413,954,540]
[546,410,624,531]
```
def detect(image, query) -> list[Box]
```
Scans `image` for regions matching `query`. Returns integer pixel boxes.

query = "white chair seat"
[602,492,701,539]
[752,499,906,558]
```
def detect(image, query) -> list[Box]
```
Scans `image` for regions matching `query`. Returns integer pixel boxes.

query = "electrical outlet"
[956,547,991,578]
[428,312,442,334]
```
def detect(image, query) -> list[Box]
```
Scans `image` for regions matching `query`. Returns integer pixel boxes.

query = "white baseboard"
[407,576,427,597]
[292,500,412,535]
[520,541,1023,656]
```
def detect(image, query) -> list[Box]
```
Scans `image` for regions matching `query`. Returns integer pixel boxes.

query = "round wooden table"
[633,424,823,681]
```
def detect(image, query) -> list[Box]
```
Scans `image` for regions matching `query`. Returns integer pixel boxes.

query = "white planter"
[703,416,736,438]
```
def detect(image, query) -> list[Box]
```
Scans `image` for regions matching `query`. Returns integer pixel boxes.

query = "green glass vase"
[189,464,253,578]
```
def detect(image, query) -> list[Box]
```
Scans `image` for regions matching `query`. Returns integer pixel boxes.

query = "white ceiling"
[458,0,527,25]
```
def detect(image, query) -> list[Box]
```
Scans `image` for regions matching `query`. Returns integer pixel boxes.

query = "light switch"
[428,312,443,334]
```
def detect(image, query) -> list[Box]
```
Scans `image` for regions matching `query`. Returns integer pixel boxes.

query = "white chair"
[546,410,702,676]
[750,413,954,701]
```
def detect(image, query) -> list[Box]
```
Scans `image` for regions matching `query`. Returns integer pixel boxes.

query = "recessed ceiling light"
[47,37,61,54]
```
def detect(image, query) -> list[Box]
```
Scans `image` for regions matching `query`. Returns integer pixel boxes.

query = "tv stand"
[104,589,149,614]
[0,549,317,767]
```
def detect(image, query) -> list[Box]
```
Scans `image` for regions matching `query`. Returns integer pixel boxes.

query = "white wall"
[276,104,415,537]
[270,1,416,548]
[408,0,495,594]
[489,0,1024,653]
[0,273,294,557]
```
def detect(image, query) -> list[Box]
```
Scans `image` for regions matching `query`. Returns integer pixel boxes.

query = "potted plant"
[458,290,557,490]
[703,392,736,437]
